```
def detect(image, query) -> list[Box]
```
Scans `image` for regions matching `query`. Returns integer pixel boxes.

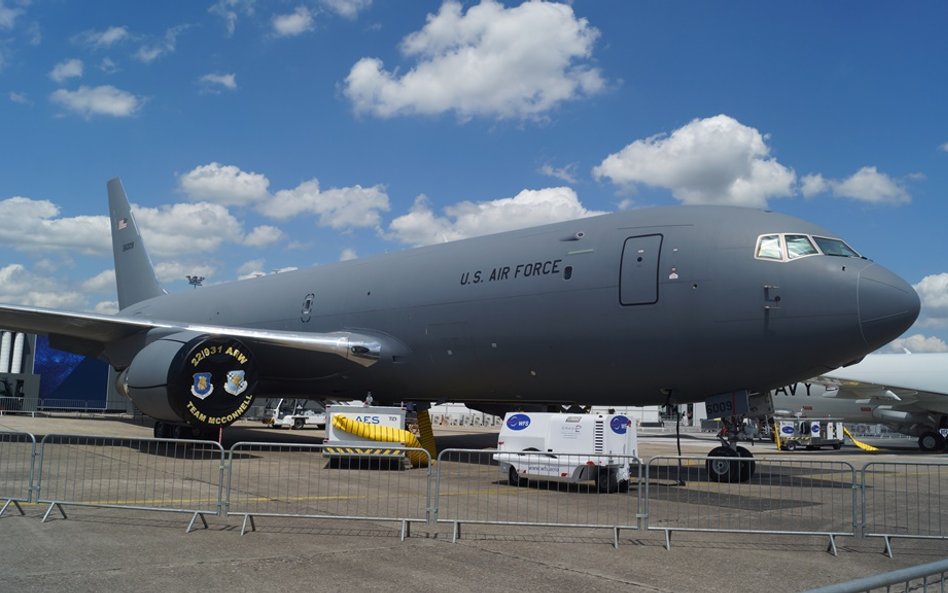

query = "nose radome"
[858,264,920,349]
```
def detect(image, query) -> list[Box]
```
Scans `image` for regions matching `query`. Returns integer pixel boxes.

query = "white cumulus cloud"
[913,273,948,329]
[272,6,315,37]
[593,114,796,208]
[210,0,255,36]
[344,0,604,120]
[50,85,142,118]
[539,163,578,184]
[200,72,237,93]
[9,91,29,105]
[267,180,390,228]
[154,261,217,284]
[0,196,110,254]
[0,2,23,30]
[178,162,270,206]
[0,264,86,309]
[135,24,189,63]
[801,167,910,204]
[244,225,284,247]
[76,26,131,49]
[340,248,358,261]
[881,334,948,354]
[132,202,244,257]
[323,0,371,19]
[49,58,83,83]
[831,166,910,204]
[387,187,604,247]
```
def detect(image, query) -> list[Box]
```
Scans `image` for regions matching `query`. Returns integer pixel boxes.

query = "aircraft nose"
[858,263,920,349]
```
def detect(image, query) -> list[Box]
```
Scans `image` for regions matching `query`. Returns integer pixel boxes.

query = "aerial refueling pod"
[118,332,258,428]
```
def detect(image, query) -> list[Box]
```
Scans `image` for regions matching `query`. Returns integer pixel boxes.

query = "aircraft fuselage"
[117,205,919,408]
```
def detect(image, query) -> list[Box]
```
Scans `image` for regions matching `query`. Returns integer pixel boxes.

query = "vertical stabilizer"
[108,178,164,310]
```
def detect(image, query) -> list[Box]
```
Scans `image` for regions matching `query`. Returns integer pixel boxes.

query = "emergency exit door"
[620,234,662,305]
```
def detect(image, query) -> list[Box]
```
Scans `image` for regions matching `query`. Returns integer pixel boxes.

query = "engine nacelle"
[123,332,258,428]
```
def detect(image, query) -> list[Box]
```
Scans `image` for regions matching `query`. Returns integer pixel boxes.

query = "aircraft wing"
[813,353,948,414]
[0,302,386,368]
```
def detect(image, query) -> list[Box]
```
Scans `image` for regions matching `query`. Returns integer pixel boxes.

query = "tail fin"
[108,178,165,310]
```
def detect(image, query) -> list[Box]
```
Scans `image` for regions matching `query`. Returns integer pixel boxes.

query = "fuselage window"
[785,234,818,259]
[813,236,861,258]
[756,234,783,260]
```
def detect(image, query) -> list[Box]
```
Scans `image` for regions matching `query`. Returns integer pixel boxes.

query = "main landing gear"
[153,421,202,440]
[917,430,947,452]
[705,443,755,483]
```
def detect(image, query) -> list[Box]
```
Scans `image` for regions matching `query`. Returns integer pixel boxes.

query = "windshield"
[755,233,862,261]
[785,235,819,259]
[812,236,861,258]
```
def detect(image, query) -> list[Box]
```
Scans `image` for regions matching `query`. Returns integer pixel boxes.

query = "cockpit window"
[756,234,783,260]
[785,234,818,259]
[812,236,861,258]
[755,233,862,262]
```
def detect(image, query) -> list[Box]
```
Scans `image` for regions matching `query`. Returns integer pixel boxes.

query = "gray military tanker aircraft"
[0,179,920,479]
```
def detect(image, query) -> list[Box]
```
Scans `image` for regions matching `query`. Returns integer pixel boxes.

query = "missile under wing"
[808,353,948,451]
[0,179,920,436]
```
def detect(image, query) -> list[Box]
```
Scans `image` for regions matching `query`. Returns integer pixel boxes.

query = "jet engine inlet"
[124,332,258,428]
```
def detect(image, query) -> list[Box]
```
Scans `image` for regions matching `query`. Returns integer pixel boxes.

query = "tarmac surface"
[1,413,946,593]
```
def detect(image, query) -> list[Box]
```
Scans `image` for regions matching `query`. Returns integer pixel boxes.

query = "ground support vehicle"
[775,419,844,451]
[493,412,638,493]
[261,398,327,430]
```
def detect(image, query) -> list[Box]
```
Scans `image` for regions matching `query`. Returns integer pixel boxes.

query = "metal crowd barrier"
[35,434,225,532]
[645,456,857,555]
[434,448,642,547]
[0,431,36,517]
[225,442,431,538]
[800,557,948,593]
[861,461,948,558]
[8,430,948,555]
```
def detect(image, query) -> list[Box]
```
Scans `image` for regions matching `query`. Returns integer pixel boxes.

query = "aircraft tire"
[735,446,756,481]
[706,446,739,483]
[153,421,173,439]
[918,431,946,452]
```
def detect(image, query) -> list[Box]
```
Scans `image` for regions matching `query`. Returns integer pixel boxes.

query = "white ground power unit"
[493,412,638,493]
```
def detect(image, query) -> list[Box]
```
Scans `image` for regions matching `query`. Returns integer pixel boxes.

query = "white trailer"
[493,412,638,493]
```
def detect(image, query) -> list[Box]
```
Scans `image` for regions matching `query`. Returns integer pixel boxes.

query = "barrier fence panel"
[645,456,857,554]
[434,449,642,547]
[861,461,948,557]
[800,558,948,593]
[0,431,36,516]
[224,442,431,538]
[35,434,225,532]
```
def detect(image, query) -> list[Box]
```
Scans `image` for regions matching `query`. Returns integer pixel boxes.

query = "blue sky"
[0,0,946,352]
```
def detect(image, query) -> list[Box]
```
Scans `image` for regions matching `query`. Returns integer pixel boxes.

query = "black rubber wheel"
[785,441,797,451]
[293,418,305,430]
[508,465,526,487]
[596,467,619,493]
[918,431,946,452]
[735,446,756,481]
[706,446,739,483]
[154,422,173,439]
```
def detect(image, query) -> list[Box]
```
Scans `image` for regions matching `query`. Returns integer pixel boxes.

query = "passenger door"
[620,234,662,305]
